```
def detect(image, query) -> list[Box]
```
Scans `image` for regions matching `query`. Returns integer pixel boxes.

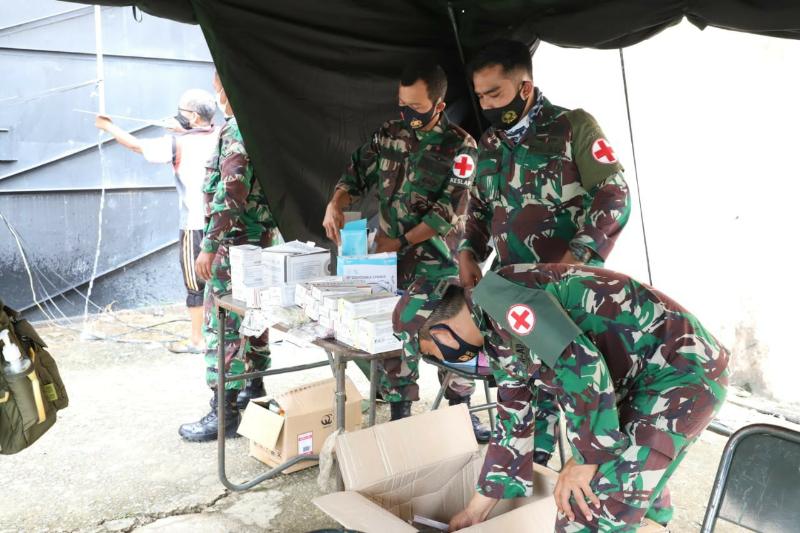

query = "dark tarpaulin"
[71,1,800,244]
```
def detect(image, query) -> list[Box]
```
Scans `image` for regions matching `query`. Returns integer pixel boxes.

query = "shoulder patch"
[472,271,582,369]
[450,152,476,187]
[565,109,624,190]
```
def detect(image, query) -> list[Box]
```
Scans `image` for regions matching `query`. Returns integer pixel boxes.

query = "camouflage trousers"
[556,359,729,532]
[202,245,270,391]
[380,261,474,403]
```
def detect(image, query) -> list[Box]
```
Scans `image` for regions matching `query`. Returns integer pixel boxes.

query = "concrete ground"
[1,305,797,533]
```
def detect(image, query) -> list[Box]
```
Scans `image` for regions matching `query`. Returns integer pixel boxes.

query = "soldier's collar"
[415,114,447,141]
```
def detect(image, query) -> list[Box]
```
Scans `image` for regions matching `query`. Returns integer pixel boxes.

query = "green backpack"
[0,298,68,455]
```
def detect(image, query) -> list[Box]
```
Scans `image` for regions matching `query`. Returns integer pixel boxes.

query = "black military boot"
[236,377,265,410]
[533,451,552,467]
[449,397,492,443]
[178,389,241,442]
[389,400,412,421]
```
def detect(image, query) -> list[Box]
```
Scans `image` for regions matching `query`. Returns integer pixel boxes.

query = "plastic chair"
[701,423,800,532]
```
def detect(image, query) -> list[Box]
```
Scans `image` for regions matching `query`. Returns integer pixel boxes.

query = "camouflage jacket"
[459,95,631,266]
[472,264,730,499]
[201,117,277,253]
[336,116,477,286]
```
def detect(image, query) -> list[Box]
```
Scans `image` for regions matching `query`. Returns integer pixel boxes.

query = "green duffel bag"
[0,298,68,455]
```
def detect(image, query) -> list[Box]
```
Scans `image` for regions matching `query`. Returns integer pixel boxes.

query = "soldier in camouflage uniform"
[179,73,280,442]
[393,264,729,532]
[459,40,632,463]
[322,60,490,440]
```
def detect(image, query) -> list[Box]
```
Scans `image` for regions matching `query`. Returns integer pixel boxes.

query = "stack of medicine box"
[296,279,373,324]
[336,293,401,352]
[230,244,266,306]
[259,241,332,307]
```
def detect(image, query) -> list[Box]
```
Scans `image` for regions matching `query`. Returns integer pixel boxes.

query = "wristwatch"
[569,242,592,263]
[398,234,410,250]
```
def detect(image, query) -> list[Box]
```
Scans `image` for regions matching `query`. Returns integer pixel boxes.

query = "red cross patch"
[591,138,616,164]
[506,304,535,336]
[452,154,475,179]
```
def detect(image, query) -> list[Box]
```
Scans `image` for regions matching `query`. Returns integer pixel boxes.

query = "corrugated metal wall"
[0,2,214,320]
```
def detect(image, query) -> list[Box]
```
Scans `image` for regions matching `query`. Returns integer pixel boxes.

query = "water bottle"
[1,328,31,377]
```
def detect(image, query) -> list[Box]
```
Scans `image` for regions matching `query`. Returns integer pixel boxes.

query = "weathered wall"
[0,2,214,320]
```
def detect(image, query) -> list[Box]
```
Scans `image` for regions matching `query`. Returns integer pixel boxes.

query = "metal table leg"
[483,380,496,434]
[334,352,347,491]
[368,358,379,427]
[216,308,327,491]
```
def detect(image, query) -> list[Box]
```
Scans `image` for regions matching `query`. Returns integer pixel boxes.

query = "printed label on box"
[298,431,313,455]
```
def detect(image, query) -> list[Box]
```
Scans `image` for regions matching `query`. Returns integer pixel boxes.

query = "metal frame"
[701,423,800,532]
[214,294,399,492]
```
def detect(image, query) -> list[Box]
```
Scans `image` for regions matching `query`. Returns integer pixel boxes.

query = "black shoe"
[236,377,265,410]
[449,397,492,444]
[389,400,412,421]
[179,389,241,442]
[533,451,552,467]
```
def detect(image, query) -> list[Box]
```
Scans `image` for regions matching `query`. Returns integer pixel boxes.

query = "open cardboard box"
[237,376,362,474]
[314,406,667,532]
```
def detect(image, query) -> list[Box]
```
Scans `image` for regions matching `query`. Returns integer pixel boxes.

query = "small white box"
[339,293,401,321]
[260,283,297,308]
[261,241,331,286]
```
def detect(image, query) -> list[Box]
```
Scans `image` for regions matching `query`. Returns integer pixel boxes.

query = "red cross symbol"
[592,138,616,164]
[452,154,475,178]
[506,304,535,336]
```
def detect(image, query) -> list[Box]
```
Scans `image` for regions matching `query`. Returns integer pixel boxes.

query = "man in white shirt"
[96,89,219,353]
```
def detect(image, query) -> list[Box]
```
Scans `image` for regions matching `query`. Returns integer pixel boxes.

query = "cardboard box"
[261,241,331,286]
[314,406,667,533]
[237,377,363,474]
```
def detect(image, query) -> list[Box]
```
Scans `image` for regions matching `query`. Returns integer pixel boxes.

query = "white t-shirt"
[140,127,220,230]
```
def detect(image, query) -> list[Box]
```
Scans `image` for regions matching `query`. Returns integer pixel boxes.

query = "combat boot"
[533,451,552,467]
[178,389,241,442]
[389,400,412,421]
[236,377,265,410]
[449,397,492,443]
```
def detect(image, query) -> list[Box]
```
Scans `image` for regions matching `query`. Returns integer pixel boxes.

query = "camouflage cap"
[392,276,459,346]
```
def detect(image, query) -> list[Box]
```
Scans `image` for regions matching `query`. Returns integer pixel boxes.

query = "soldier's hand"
[323,202,345,245]
[458,250,483,289]
[195,251,215,281]
[449,493,497,531]
[95,114,113,131]
[554,458,600,523]
[374,233,400,253]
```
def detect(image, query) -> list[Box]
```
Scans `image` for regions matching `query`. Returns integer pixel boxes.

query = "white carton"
[260,283,296,308]
[261,241,331,286]
[339,293,401,321]
[339,253,397,293]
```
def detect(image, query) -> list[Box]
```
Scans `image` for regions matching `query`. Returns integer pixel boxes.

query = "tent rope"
[619,49,653,285]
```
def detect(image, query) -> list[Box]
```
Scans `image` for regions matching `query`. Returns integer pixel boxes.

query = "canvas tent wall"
[65,0,800,244]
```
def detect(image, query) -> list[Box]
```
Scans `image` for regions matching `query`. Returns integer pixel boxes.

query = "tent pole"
[619,48,654,286]
[446,3,483,131]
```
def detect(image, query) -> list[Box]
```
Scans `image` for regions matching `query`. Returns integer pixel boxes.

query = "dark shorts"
[179,229,205,307]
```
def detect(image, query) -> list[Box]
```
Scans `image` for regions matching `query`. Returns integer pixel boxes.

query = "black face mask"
[175,113,193,130]
[482,85,528,130]
[429,324,482,363]
[400,102,438,130]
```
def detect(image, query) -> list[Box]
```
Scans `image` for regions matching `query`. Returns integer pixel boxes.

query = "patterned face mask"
[400,101,439,130]
[504,87,544,144]
[428,324,482,363]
